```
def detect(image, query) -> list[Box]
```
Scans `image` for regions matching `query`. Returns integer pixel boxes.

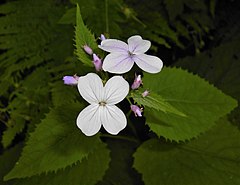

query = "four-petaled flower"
[99,35,163,74]
[77,73,129,136]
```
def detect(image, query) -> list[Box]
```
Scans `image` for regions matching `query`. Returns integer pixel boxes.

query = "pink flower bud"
[63,75,79,85]
[131,75,142,89]
[83,45,93,55]
[142,90,149,97]
[130,105,143,117]
[93,53,102,71]
[100,34,106,41]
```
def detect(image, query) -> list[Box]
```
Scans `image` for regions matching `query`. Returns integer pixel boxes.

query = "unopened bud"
[131,74,142,89]
[63,75,79,85]
[93,53,102,71]
[100,34,106,41]
[130,105,143,117]
[142,90,149,97]
[83,45,93,55]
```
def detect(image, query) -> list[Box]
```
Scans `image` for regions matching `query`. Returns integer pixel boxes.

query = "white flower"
[76,73,129,136]
[99,35,163,74]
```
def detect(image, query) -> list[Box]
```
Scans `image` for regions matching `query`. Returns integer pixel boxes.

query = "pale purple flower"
[83,45,93,55]
[93,53,102,71]
[142,90,149,97]
[130,105,143,117]
[77,73,129,136]
[100,34,106,41]
[99,35,163,74]
[63,75,79,85]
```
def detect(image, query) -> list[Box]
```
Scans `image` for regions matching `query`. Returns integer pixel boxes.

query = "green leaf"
[7,143,110,185]
[134,119,240,185]
[142,68,237,141]
[4,102,102,180]
[175,39,240,126]
[75,4,98,67]
[0,143,23,185]
[2,118,25,148]
[132,91,186,117]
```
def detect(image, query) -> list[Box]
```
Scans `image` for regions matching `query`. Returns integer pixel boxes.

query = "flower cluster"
[63,35,163,136]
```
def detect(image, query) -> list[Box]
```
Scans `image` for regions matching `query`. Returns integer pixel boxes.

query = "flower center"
[128,51,135,57]
[99,101,106,106]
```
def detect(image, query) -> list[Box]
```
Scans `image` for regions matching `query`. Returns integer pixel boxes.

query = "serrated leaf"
[2,118,25,148]
[133,119,240,185]
[132,91,186,117]
[142,68,237,141]
[75,4,98,67]
[7,143,110,185]
[0,143,23,185]
[4,102,102,180]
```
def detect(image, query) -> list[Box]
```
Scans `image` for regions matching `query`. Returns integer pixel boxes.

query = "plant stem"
[105,0,109,34]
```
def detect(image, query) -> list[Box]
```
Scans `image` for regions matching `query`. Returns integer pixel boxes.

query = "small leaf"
[132,91,186,117]
[75,4,98,67]
[4,102,102,180]
[134,119,240,185]
[143,68,237,141]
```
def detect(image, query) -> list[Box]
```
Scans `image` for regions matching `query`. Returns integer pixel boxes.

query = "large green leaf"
[75,4,98,67]
[4,102,102,180]
[134,119,240,185]
[6,143,110,185]
[142,67,237,141]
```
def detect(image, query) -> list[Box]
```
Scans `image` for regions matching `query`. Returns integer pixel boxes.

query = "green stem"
[105,0,109,34]
[100,134,139,143]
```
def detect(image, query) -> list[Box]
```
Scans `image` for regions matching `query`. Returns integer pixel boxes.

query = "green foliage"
[4,103,102,180]
[142,68,237,141]
[132,91,186,117]
[6,143,110,185]
[75,4,98,67]
[133,119,240,185]
[175,38,240,125]
[97,140,143,185]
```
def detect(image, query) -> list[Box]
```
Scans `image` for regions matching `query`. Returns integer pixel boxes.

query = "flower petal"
[104,76,129,105]
[102,53,134,74]
[76,104,102,136]
[78,73,103,104]
[128,35,151,54]
[133,54,163,73]
[101,105,127,135]
[99,39,128,53]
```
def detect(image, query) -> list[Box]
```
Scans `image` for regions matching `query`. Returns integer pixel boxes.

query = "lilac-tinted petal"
[102,53,134,74]
[130,105,143,117]
[78,73,103,104]
[128,35,151,54]
[101,105,127,135]
[83,45,93,55]
[76,104,101,136]
[133,54,163,73]
[98,39,128,53]
[104,76,129,105]
[100,34,106,41]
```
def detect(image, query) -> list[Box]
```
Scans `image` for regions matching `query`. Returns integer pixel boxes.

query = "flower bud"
[142,90,149,97]
[131,74,142,89]
[100,34,106,41]
[63,75,79,85]
[83,45,93,55]
[93,53,102,71]
[130,105,143,117]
